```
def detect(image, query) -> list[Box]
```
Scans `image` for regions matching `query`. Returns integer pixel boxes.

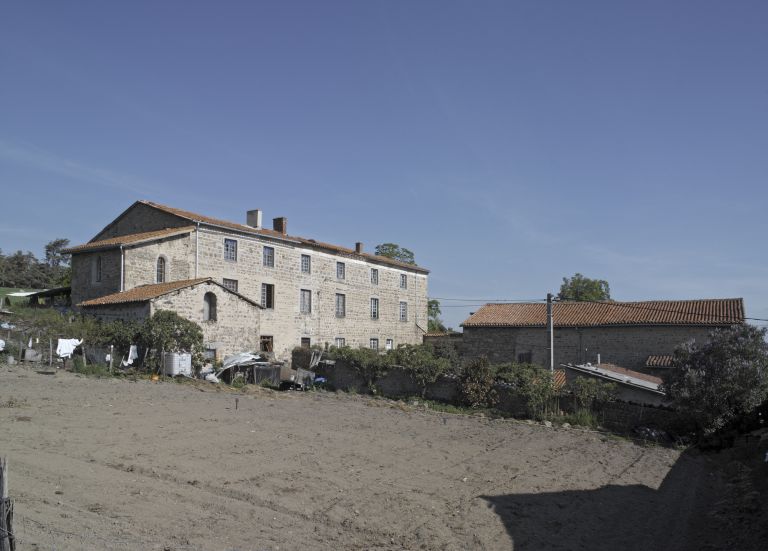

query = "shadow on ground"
[481,447,766,551]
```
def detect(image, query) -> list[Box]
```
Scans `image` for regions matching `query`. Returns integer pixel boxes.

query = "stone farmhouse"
[65,200,429,360]
[461,299,745,375]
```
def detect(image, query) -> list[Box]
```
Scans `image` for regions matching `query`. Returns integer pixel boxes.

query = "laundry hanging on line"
[56,338,83,359]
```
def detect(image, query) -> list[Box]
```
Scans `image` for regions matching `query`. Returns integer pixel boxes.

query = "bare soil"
[0,366,765,550]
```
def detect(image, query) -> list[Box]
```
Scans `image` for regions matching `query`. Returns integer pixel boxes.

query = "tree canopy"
[428,299,447,332]
[0,239,71,289]
[557,273,611,302]
[374,243,416,265]
[662,325,768,435]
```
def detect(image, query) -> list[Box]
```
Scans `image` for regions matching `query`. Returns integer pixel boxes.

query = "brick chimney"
[355,242,363,253]
[272,217,287,235]
[246,209,262,229]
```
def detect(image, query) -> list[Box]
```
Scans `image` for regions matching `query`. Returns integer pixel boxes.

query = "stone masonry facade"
[70,202,428,360]
[462,325,715,374]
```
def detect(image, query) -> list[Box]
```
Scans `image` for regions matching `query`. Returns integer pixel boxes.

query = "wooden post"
[109,345,114,373]
[49,338,53,367]
[0,456,14,551]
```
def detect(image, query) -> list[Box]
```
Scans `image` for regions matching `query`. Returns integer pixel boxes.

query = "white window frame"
[336,261,345,280]
[263,246,275,268]
[385,338,393,350]
[156,256,167,284]
[335,337,346,348]
[399,301,408,322]
[261,283,275,309]
[223,278,238,293]
[301,254,311,274]
[335,293,346,318]
[371,268,378,285]
[224,238,238,262]
[369,338,379,351]
[300,289,312,314]
[370,297,379,320]
[400,274,407,289]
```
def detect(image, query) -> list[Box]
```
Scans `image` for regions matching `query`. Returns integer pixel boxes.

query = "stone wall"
[194,228,428,359]
[149,280,261,359]
[92,202,188,241]
[462,325,716,372]
[71,249,123,305]
[123,233,194,290]
[316,359,682,433]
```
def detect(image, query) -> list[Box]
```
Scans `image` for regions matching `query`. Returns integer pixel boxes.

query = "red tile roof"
[138,201,429,273]
[462,299,744,328]
[64,226,195,253]
[646,355,674,368]
[78,278,260,308]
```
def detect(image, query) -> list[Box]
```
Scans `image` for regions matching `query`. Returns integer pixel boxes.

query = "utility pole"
[547,293,554,372]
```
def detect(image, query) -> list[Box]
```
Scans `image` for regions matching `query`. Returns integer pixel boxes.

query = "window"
[203,292,217,321]
[301,337,311,348]
[518,352,533,364]
[400,274,407,289]
[261,283,275,309]
[369,338,379,350]
[156,257,166,283]
[301,254,311,274]
[300,289,312,314]
[370,298,379,319]
[336,261,345,280]
[334,337,346,348]
[94,255,102,283]
[399,301,408,322]
[371,268,378,285]
[386,338,393,350]
[223,278,238,293]
[224,239,237,262]
[263,246,275,267]
[260,336,274,352]
[335,293,346,317]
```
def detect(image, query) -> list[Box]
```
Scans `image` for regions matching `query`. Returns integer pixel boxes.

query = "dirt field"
[0,366,764,550]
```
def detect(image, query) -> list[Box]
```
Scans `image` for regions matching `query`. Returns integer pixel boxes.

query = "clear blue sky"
[1,1,766,329]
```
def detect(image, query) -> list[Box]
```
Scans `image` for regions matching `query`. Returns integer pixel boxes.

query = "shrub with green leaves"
[389,344,451,397]
[139,310,204,371]
[663,325,768,435]
[459,356,497,408]
[569,377,617,412]
[500,363,559,420]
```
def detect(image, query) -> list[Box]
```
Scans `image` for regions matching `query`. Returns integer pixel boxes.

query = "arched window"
[203,292,217,321]
[93,255,102,283]
[156,257,166,283]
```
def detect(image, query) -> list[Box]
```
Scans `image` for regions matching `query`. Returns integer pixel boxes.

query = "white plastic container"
[163,352,192,377]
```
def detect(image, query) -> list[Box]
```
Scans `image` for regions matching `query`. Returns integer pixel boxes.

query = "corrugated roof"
[137,200,429,273]
[646,355,674,368]
[462,299,744,328]
[65,226,195,253]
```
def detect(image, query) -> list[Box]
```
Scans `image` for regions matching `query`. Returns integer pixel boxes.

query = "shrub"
[389,344,451,397]
[139,310,204,372]
[662,325,768,435]
[501,363,559,420]
[569,377,617,412]
[459,356,497,408]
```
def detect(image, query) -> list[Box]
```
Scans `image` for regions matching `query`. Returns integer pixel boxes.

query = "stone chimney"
[355,242,363,253]
[246,209,263,229]
[272,217,287,235]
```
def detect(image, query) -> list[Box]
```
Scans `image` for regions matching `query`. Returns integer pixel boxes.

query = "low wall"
[316,360,681,433]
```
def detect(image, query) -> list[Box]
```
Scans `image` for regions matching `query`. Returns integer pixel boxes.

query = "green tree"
[662,325,768,435]
[44,238,71,268]
[374,243,416,265]
[428,299,447,332]
[558,273,611,301]
[139,310,205,371]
